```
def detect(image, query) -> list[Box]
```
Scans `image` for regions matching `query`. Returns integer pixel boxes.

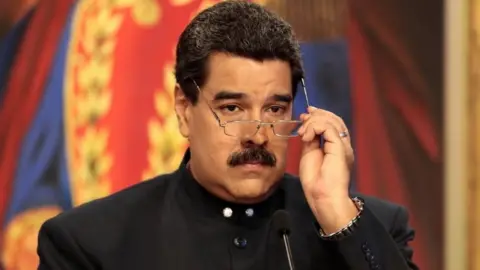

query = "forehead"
[203,53,292,98]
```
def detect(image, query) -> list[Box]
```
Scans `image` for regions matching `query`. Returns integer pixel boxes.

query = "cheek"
[189,115,238,154]
[270,139,289,161]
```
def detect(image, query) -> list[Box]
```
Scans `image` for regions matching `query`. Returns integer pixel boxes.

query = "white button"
[245,208,254,217]
[223,207,233,218]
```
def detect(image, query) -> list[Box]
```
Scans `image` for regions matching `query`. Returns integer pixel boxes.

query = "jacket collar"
[175,148,285,227]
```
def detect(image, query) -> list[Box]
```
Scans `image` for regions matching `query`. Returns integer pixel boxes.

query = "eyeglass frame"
[190,78,311,138]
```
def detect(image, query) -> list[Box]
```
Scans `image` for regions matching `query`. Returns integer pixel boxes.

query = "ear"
[174,84,191,138]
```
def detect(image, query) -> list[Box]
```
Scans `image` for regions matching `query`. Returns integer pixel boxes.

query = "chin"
[227,178,276,203]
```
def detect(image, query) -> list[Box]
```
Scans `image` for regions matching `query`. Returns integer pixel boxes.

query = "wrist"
[313,196,359,234]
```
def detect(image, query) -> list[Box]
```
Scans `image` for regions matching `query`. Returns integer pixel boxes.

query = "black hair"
[174,0,303,104]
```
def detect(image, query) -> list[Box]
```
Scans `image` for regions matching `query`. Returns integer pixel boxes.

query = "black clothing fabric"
[37,151,418,270]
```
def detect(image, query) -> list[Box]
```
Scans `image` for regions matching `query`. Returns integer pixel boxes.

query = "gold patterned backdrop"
[0,1,448,269]
[469,0,480,268]
[0,1,220,268]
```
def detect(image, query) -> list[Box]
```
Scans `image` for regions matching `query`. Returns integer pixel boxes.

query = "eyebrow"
[212,91,293,103]
[213,91,245,101]
[270,94,293,103]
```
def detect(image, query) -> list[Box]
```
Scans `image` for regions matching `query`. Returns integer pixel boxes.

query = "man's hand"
[297,106,357,234]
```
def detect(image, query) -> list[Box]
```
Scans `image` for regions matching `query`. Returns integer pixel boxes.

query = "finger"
[300,119,342,149]
[300,121,322,156]
[302,107,354,166]
[299,113,311,122]
[298,116,329,141]
[325,114,353,165]
[298,113,339,138]
[306,106,319,114]
[306,107,352,151]
[298,111,322,135]
[322,123,346,156]
[307,107,347,134]
[321,114,353,166]
[321,118,354,168]
[301,121,322,142]
[328,115,348,141]
[330,115,347,135]
[299,120,348,165]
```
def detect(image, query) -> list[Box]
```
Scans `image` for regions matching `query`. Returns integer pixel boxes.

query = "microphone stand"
[272,210,296,270]
[282,232,295,270]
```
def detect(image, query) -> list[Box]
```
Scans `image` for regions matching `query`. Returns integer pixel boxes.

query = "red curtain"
[347,1,443,270]
[0,0,72,234]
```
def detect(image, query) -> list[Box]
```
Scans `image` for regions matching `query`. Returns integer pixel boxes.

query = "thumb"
[301,136,322,158]
[299,137,324,182]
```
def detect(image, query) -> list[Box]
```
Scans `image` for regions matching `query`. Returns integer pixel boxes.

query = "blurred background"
[0,0,476,269]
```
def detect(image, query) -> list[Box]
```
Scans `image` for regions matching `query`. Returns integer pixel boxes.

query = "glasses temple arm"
[301,78,310,108]
[191,78,223,125]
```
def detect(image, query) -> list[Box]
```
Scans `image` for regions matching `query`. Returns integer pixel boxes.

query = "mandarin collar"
[175,149,285,227]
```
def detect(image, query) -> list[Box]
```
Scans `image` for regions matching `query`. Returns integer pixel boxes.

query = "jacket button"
[223,207,233,218]
[233,237,247,248]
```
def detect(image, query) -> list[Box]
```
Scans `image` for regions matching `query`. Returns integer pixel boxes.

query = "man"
[37,1,418,269]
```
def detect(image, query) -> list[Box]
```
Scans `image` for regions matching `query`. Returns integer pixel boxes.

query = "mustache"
[227,147,276,167]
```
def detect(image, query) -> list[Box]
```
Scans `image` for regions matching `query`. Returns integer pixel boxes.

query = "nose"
[242,123,269,147]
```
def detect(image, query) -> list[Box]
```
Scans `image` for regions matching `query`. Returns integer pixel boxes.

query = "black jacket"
[37,153,418,270]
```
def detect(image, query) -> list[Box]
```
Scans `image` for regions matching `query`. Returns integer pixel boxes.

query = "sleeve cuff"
[313,206,386,270]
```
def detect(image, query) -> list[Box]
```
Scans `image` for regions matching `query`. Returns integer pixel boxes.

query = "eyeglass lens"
[223,121,302,137]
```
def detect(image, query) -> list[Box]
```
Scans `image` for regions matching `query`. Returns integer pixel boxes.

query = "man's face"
[175,53,294,203]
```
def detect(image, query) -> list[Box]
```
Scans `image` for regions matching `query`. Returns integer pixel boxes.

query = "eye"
[219,104,241,113]
[267,105,286,114]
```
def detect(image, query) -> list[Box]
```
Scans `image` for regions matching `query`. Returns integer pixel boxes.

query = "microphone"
[272,210,295,270]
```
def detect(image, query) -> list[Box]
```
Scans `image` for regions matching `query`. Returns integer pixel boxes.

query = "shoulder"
[56,172,174,222]
[346,192,412,236]
[354,193,409,228]
[39,171,178,247]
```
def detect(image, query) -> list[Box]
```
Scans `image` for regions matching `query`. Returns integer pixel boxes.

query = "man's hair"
[174,0,303,103]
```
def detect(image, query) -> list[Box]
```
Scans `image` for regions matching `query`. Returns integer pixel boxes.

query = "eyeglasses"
[191,78,310,138]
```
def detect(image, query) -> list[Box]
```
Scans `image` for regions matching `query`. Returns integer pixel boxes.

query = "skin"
[175,52,357,233]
